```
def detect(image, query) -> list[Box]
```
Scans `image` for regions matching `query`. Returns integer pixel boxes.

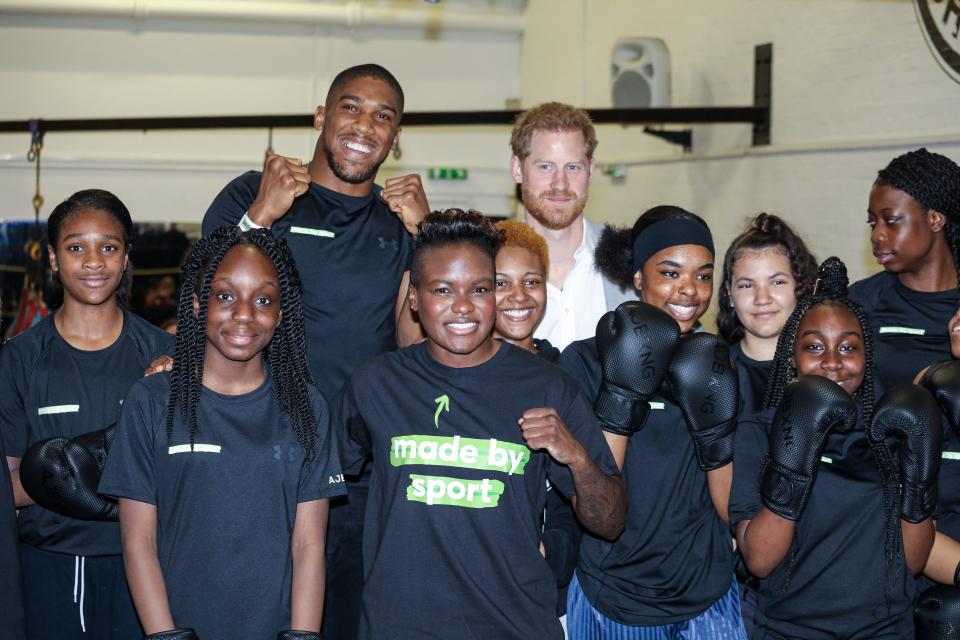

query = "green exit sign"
[428,167,469,180]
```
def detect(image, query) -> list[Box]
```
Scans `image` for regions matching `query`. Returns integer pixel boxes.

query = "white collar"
[573,217,596,259]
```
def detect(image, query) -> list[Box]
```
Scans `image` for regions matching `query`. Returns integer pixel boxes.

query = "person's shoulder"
[560,336,599,367]
[849,270,891,305]
[124,312,175,355]
[127,370,172,406]
[728,340,745,363]
[494,344,585,402]
[533,338,562,364]
[0,315,56,363]
[349,345,415,383]
[208,170,263,204]
[226,170,263,192]
[502,342,585,392]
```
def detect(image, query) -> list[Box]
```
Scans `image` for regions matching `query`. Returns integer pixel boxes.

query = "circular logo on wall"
[916,0,960,84]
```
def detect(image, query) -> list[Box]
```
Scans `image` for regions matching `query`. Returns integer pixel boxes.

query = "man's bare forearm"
[569,453,626,540]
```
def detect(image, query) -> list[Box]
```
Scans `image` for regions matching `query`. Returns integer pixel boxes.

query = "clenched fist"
[247,153,313,228]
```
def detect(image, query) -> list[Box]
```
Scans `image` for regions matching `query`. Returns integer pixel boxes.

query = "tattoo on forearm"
[571,459,626,540]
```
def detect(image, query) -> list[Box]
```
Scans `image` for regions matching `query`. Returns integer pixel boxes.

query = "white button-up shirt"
[534,218,608,351]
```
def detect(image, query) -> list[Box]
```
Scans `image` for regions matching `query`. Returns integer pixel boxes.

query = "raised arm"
[666,333,739,522]
[592,302,680,472]
[519,407,626,540]
[924,531,960,584]
[868,386,941,575]
[739,376,857,578]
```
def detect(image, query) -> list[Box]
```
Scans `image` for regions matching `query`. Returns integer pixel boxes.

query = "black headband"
[632,218,715,272]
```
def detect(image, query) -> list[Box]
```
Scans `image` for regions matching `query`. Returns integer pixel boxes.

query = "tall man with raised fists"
[202,63,430,640]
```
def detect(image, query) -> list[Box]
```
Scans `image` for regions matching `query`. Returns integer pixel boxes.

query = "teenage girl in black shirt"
[493,220,578,619]
[102,227,344,640]
[732,257,935,639]
[1,190,171,639]
[849,148,960,390]
[563,205,746,639]
[717,213,817,416]
[716,213,817,633]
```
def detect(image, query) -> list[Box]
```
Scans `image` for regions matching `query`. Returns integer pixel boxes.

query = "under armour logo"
[377,236,399,251]
[273,445,297,462]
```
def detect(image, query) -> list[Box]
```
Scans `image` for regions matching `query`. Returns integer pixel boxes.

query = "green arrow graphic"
[434,394,450,429]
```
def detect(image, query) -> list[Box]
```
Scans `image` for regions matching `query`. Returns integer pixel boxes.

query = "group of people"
[2,61,960,640]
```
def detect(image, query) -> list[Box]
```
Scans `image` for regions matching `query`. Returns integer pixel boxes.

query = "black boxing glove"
[761,376,857,521]
[666,333,739,470]
[916,585,960,640]
[594,301,680,436]
[277,632,322,639]
[19,424,118,521]
[868,385,942,523]
[921,360,960,436]
[145,630,199,640]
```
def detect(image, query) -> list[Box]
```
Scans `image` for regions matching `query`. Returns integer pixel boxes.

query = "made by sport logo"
[916,0,960,84]
[387,393,531,509]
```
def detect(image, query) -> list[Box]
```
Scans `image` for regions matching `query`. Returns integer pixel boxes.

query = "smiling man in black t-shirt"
[333,210,625,640]
[202,64,429,640]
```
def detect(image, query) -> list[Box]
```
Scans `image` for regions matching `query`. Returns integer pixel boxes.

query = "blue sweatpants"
[567,572,747,640]
[19,544,141,640]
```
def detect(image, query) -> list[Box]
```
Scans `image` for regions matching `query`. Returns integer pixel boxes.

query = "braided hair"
[875,148,960,287]
[166,226,320,461]
[763,256,901,605]
[717,213,818,344]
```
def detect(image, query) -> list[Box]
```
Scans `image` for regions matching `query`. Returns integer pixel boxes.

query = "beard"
[521,185,587,230]
[323,139,388,185]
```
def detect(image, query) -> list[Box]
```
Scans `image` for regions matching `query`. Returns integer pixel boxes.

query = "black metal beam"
[0,106,766,134]
[0,42,774,144]
[753,43,773,146]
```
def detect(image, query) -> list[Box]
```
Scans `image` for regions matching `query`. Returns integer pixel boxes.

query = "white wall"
[3,0,959,288]
[0,0,524,223]
[521,0,960,286]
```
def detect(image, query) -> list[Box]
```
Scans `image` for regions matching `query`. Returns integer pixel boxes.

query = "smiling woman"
[0,189,172,639]
[100,226,344,640]
[492,220,550,356]
[732,256,934,639]
[717,213,818,415]
[560,206,750,639]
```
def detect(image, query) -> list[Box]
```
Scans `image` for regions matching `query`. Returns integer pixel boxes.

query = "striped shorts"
[567,572,747,640]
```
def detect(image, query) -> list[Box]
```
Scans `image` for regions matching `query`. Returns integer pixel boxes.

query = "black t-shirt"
[0,311,172,556]
[333,341,618,640]
[729,409,914,639]
[202,171,415,405]
[919,417,960,593]
[100,372,345,640]
[849,271,959,390]
[729,342,772,416]
[559,337,734,625]
[936,419,960,543]
[0,436,25,640]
